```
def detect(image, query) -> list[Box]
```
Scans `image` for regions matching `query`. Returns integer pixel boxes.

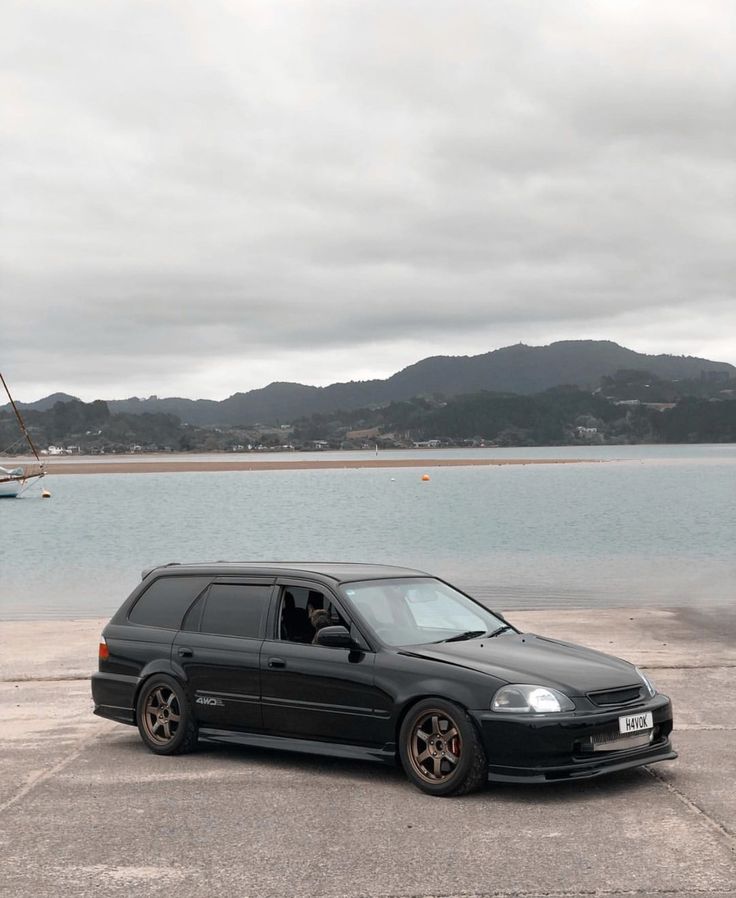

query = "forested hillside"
[8,341,733,426]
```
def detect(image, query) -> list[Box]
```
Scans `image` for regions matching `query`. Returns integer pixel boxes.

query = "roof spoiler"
[141,562,180,580]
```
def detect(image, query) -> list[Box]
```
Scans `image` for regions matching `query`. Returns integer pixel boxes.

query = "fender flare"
[133,659,190,711]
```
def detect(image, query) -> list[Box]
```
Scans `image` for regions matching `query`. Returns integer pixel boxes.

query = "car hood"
[400,633,640,694]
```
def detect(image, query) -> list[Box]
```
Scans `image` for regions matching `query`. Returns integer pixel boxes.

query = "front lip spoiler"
[487,745,678,784]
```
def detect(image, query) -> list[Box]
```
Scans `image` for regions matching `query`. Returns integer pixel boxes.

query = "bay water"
[1,444,734,620]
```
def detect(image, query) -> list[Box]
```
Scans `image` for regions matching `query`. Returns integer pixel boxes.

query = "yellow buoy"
[41,489,51,498]
[421,473,430,482]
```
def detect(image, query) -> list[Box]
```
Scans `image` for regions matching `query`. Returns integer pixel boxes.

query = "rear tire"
[136,674,198,755]
[399,698,487,797]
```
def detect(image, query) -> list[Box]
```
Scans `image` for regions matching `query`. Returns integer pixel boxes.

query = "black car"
[92,562,676,796]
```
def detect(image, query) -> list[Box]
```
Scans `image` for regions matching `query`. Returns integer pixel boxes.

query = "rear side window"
[128,576,211,629]
[200,583,271,639]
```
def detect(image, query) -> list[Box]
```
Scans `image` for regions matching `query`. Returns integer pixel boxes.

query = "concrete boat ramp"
[1,606,735,898]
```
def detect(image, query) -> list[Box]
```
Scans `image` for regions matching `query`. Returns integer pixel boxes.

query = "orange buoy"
[421,473,430,482]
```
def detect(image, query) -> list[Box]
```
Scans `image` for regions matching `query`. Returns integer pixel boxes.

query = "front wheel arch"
[394,693,483,755]
[397,696,488,796]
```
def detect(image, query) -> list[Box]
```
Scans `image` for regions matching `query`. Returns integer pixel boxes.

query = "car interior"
[278,587,347,644]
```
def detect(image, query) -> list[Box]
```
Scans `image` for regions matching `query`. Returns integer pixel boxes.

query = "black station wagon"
[92,562,676,796]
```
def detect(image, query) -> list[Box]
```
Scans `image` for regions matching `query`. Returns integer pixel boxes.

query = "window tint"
[128,577,211,629]
[200,584,270,638]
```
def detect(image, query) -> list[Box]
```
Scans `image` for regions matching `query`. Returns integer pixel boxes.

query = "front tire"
[399,698,487,796]
[136,675,198,755]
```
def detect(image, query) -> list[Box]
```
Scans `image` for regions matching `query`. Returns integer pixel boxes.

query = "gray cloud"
[2,0,734,400]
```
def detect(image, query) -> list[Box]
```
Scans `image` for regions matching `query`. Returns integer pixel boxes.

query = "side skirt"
[199,727,397,766]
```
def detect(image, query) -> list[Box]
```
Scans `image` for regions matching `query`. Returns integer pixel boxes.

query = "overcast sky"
[2,1,734,402]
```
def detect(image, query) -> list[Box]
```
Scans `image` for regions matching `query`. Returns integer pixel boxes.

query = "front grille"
[577,724,661,756]
[587,685,643,707]
[591,729,652,752]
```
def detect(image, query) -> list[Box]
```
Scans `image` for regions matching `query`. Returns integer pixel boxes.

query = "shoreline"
[1,607,734,681]
[31,457,597,475]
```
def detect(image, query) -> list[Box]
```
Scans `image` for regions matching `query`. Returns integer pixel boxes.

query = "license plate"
[618,711,653,735]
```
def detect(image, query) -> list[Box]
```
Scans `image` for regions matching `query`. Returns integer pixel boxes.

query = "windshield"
[341,578,508,647]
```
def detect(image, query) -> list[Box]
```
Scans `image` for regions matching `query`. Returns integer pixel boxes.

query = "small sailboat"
[0,372,46,498]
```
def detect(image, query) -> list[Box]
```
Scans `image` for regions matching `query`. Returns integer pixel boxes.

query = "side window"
[200,583,270,639]
[128,576,211,630]
[278,587,346,644]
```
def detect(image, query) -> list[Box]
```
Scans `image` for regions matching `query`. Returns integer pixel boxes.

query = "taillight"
[99,637,110,661]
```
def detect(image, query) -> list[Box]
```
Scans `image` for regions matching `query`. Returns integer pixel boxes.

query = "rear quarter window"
[128,576,211,630]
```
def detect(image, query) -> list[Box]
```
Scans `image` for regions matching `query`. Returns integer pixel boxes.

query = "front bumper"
[471,692,676,784]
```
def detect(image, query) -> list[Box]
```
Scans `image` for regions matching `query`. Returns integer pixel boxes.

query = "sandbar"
[38,456,597,475]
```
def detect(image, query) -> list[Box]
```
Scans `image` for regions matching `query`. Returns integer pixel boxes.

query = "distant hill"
[6,341,735,425]
[8,392,80,412]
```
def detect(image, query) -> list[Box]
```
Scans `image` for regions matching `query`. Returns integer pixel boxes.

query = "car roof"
[143,561,430,585]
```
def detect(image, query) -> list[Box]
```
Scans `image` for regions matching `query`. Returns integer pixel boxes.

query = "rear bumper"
[91,671,138,726]
[471,693,676,783]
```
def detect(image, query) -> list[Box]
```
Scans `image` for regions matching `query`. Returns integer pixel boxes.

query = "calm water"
[1,445,734,619]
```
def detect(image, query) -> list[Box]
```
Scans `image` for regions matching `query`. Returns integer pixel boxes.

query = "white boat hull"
[0,479,22,498]
[0,466,40,497]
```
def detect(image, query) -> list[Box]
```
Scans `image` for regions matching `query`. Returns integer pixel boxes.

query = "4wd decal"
[195,695,224,707]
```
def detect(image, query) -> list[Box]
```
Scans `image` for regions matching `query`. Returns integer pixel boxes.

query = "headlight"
[491,684,575,713]
[636,668,657,698]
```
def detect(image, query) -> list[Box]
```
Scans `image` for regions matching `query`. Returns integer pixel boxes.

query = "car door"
[259,579,391,747]
[173,578,275,731]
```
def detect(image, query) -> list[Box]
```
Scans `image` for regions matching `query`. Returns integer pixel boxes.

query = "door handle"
[268,657,286,669]
[177,647,193,658]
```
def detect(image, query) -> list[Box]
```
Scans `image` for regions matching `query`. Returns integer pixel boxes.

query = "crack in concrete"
[675,725,736,731]
[643,664,736,670]
[642,765,736,853]
[0,721,115,815]
[367,887,736,897]
[0,675,90,683]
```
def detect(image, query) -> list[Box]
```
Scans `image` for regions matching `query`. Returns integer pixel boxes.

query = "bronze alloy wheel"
[136,675,199,755]
[141,684,181,746]
[407,708,463,784]
[399,698,486,795]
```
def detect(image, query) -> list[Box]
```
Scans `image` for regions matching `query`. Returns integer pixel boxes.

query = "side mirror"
[314,625,357,649]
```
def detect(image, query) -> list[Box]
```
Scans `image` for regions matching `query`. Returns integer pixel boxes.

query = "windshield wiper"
[437,630,487,643]
[486,625,513,638]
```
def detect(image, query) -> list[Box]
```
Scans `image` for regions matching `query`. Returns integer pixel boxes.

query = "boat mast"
[0,371,42,464]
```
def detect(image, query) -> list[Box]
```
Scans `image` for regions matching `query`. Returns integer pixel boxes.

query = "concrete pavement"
[1,609,734,898]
